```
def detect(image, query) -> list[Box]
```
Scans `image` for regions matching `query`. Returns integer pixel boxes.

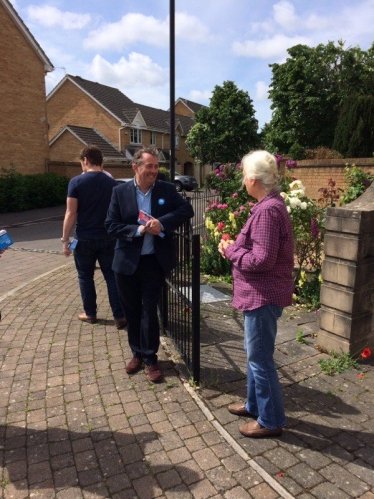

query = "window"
[130,128,142,144]
[150,131,156,145]
[175,134,179,148]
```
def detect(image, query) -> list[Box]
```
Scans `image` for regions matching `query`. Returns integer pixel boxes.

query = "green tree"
[186,81,259,164]
[333,95,374,157]
[266,41,374,154]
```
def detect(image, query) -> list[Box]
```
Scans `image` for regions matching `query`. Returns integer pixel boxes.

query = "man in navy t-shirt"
[61,144,126,328]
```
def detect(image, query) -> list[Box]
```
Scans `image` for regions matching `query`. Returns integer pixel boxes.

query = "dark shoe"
[228,402,257,418]
[77,312,97,324]
[239,420,283,438]
[125,356,143,374]
[114,317,127,329]
[145,363,162,383]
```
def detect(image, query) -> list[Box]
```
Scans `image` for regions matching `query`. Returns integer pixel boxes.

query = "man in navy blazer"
[105,146,194,382]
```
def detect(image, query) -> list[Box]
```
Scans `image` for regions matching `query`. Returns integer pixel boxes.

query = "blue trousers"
[74,236,123,319]
[243,304,286,429]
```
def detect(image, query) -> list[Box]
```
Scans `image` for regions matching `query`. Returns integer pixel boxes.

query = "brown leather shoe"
[145,363,162,382]
[77,312,97,324]
[125,356,143,374]
[114,317,127,330]
[228,402,257,418]
[239,420,283,438]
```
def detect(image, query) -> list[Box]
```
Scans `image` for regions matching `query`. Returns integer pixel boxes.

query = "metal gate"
[159,190,221,384]
[159,221,201,383]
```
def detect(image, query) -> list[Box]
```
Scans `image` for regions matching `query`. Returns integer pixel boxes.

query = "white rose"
[289,197,300,208]
[289,180,304,190]
[290,188,305,197]
[286,205,291,213]
[300,202,307,210]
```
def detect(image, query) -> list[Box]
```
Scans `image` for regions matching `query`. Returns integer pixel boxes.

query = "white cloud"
[232,34,310,59]
[84,13,168,51]
[273,0,299,30]
[175,12,213,43]
[332,0,374,42]
[273,1,329,32]
[255,81,269,101]
[89,53,167,88]
[188,89,212,104]
[26,5,91,30]
[83,11,212,51]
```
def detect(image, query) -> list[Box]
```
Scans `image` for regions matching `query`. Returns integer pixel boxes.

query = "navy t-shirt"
[67,171,117,238]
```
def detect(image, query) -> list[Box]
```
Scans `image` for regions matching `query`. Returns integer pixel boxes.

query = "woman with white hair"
[218,150,294,438]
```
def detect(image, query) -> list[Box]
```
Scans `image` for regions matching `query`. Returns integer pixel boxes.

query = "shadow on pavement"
[1,425,201,496]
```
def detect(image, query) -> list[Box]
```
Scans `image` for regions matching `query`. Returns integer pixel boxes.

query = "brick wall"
[281,159,374,200]
[47,81,121,146]
[0,2,50,174]
[47,161,134,180]
[50,132,84,162]
[174,101,194,118]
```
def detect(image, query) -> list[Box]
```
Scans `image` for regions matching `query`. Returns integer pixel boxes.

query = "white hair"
[241,150,279,193]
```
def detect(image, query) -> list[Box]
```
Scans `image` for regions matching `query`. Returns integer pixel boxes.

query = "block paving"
[0,219,373,498]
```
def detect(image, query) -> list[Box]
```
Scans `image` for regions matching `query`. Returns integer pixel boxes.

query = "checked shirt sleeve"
[225,207,280,272]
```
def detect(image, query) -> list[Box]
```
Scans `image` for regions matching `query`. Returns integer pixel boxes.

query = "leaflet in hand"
[0,229,14,250]
[68,238,78,250]
[138,210,165,238]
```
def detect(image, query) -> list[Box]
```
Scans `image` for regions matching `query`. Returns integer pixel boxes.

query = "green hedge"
[0,166,68,213]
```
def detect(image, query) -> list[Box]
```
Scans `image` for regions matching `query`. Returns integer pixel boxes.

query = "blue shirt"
[135,181,155,255]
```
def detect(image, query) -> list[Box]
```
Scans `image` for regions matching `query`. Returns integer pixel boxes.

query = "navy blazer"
[105,180,194,275]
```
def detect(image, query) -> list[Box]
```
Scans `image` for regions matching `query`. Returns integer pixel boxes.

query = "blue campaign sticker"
[158,198,165,205]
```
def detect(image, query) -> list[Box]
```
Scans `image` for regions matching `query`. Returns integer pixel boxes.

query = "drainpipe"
[118,124,127,151]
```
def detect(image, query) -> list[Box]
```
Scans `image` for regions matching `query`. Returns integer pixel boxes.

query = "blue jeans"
[243,304,286,429]
[74,236,123,319]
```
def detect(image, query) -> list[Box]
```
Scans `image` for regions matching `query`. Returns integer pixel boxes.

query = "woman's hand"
[218,238,234,258]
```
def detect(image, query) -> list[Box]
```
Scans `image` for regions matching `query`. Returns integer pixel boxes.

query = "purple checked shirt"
[224,190,294,311]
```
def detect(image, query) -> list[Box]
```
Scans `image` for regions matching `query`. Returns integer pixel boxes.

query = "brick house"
[0,0,54,174]
[174,98,203,119]
[47,75,198,179]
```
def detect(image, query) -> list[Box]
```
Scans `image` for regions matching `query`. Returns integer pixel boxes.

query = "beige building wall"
[49,132,84,162]
[0,2,50,174]
[47,81,121,146]
[174,101,194,118]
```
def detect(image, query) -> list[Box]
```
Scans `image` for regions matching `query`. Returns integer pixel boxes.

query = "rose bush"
[202,163,254,276]
[201,158,371,308]
[279,173,325,308]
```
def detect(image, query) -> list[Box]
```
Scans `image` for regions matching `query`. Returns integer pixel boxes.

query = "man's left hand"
[144,219,162,235]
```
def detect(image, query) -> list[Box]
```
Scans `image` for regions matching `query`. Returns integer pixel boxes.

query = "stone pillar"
[318,183,374,356]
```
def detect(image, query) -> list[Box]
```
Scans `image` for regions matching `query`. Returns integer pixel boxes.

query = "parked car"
[116,172,198,192]
[174,172,198,192]
[116,178,133,184]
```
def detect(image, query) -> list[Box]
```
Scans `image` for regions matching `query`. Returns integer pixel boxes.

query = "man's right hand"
[62,241,72,256]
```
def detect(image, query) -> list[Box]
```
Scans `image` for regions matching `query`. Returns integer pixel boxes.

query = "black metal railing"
[159,190,222,383]
[181,189,221,238]
[159,220,201,383]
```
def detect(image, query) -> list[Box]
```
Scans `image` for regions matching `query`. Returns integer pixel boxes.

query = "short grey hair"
[241,150,279,193]
[132,146,158,166]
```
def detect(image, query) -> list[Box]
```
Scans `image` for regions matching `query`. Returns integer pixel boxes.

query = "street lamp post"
[169,0,175,182]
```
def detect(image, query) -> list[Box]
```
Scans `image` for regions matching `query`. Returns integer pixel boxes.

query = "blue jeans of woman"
[74,236,123,319]
[243,304,286,429]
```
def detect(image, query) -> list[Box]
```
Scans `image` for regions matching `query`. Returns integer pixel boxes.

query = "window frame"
[130,128,142,144]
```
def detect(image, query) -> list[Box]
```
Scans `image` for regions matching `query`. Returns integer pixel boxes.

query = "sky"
[10,0,374,130]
